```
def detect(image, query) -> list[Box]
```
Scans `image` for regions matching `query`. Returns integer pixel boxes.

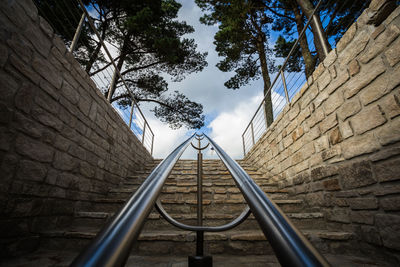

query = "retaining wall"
[0,0,152,256]
[245,0,400,261]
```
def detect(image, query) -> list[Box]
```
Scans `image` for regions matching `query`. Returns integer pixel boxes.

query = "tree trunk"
[107,34,130,102]
[291,0,316,78]
[85,20,109,73]
[296,0,331,62]
[256,33,273,127]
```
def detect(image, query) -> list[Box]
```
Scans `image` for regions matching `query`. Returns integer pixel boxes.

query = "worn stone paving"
[0,250,392,267]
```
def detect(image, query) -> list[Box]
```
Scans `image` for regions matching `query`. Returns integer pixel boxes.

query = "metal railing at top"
[242,0,370,156]
[33,0,154,155]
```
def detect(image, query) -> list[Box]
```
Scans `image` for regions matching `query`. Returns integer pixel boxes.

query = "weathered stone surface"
[336,23,357,53]
[348,59,360,76]
[339,161,376,189]
[337,98,361,121]
[329,127,343,146]
[372,157,400,182]
[325,67,350,95]
[359,225,382,246]
[61,81,80,105]
[311,165,338,181]
[9,54,41,85]
[317,70,331,91]
[350,211,375,225]
[307,108,324,128]
[315,135,329,152]
[348,198,378,210]
[359,24,400,64]
[16,160,47,182]
[326,209,350,223]
[360,74,397,106]
[319,113,338,134]
[343,56,386,99]
[23,22,51,58]
[351,105,386,134]
[376,117,400,145]
[380,196,400,211]
[323,49,337,68]
[385,36,400,66]
[380,94,400,118]
[323,178,341,191]
[53,151,78,171]
[322,146,341,161]
[324,91,344,116]
[15,134,54,163]
[32,53,62,89]
[376,214,400,250]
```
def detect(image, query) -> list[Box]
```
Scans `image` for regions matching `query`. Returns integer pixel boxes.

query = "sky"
[140,0,267,160]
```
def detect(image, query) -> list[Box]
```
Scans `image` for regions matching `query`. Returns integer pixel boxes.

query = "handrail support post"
[69,13,85,52]
[281,70,290,105]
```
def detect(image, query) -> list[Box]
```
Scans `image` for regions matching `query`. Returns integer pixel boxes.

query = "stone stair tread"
[75,211,111,218]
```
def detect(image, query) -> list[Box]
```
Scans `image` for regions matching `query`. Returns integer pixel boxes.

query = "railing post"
[129,103,134,129]
[242,134,246,157]
[151,134,154,156]
[250,122,255,146]
[69,13,86,52]
[312,14,329,57]
[142,122,147,144]
[281,70,290,105]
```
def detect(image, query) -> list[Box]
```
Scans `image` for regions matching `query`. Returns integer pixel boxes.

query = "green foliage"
[35,0,208,129]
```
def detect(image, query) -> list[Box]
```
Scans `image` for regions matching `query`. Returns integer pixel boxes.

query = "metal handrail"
[70,134,195,267]
[155,199,251,232]
[204,134,330,266]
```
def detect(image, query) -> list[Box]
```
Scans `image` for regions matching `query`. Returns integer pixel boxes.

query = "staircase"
[31,159,355,258]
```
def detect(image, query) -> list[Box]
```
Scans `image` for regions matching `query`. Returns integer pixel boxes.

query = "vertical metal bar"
[107,70,118,102]
[196,137,204,257]
[142,122,147,144]
[69,13,86,52]
[151,134,154,156]
[129,103,134,129]
[312,14,329,57]
[242,134,246,157]
[281,70,290,105]
[250,122,255,146]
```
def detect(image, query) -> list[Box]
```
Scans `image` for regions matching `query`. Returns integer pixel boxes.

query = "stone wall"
[245,1,400,261]
[0,0,153,256]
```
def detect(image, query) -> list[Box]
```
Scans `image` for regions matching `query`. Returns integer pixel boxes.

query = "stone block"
[329,127,343,145]
[359,225,382,246]
[320,113,338,134]
[326,208,350,223]
[39,16,53,38]
[322,146,341,161]
[288,103,300,121]
[307,108,324,128]
[380,94,400,118]
[351,105,386,134]
[19,0,38,21]
[317,70,331,91]
[348,59,360,76]
[337,23,357,53]
[343,56,386,99]
[15,134,54,163]
[348,198,378,210]
[32,106,64,132]
[350,211,375,225]
[360,74,397,106]
[385,36,400,66]
[35,90,59,115]
[315,135,329,153]
[337,98,361,122]
[23,21,51,58]
[53,151,78,171]
[14,82,36,114]
[323,178,341,191]
[61,81,80,105]
[32,53,62,89]
[359,23,400,64]
[325,91,344,116]
[313,91,329,109]
[372,157,400,182]
[340,121,354,139]
[339,161,377,189]
[311,165,338,181]
[380,196,400,211]
[376,116,400,145]
[325,67,350,95]
[16,160,47,182]
[313,63,325,81]
[9,54,41,85]
[376,214,400,250]
[323,48,337,67]
[338,28,370,65]
[7,33,33,64]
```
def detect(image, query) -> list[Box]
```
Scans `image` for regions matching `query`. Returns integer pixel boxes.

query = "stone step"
[37,227,352,256]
